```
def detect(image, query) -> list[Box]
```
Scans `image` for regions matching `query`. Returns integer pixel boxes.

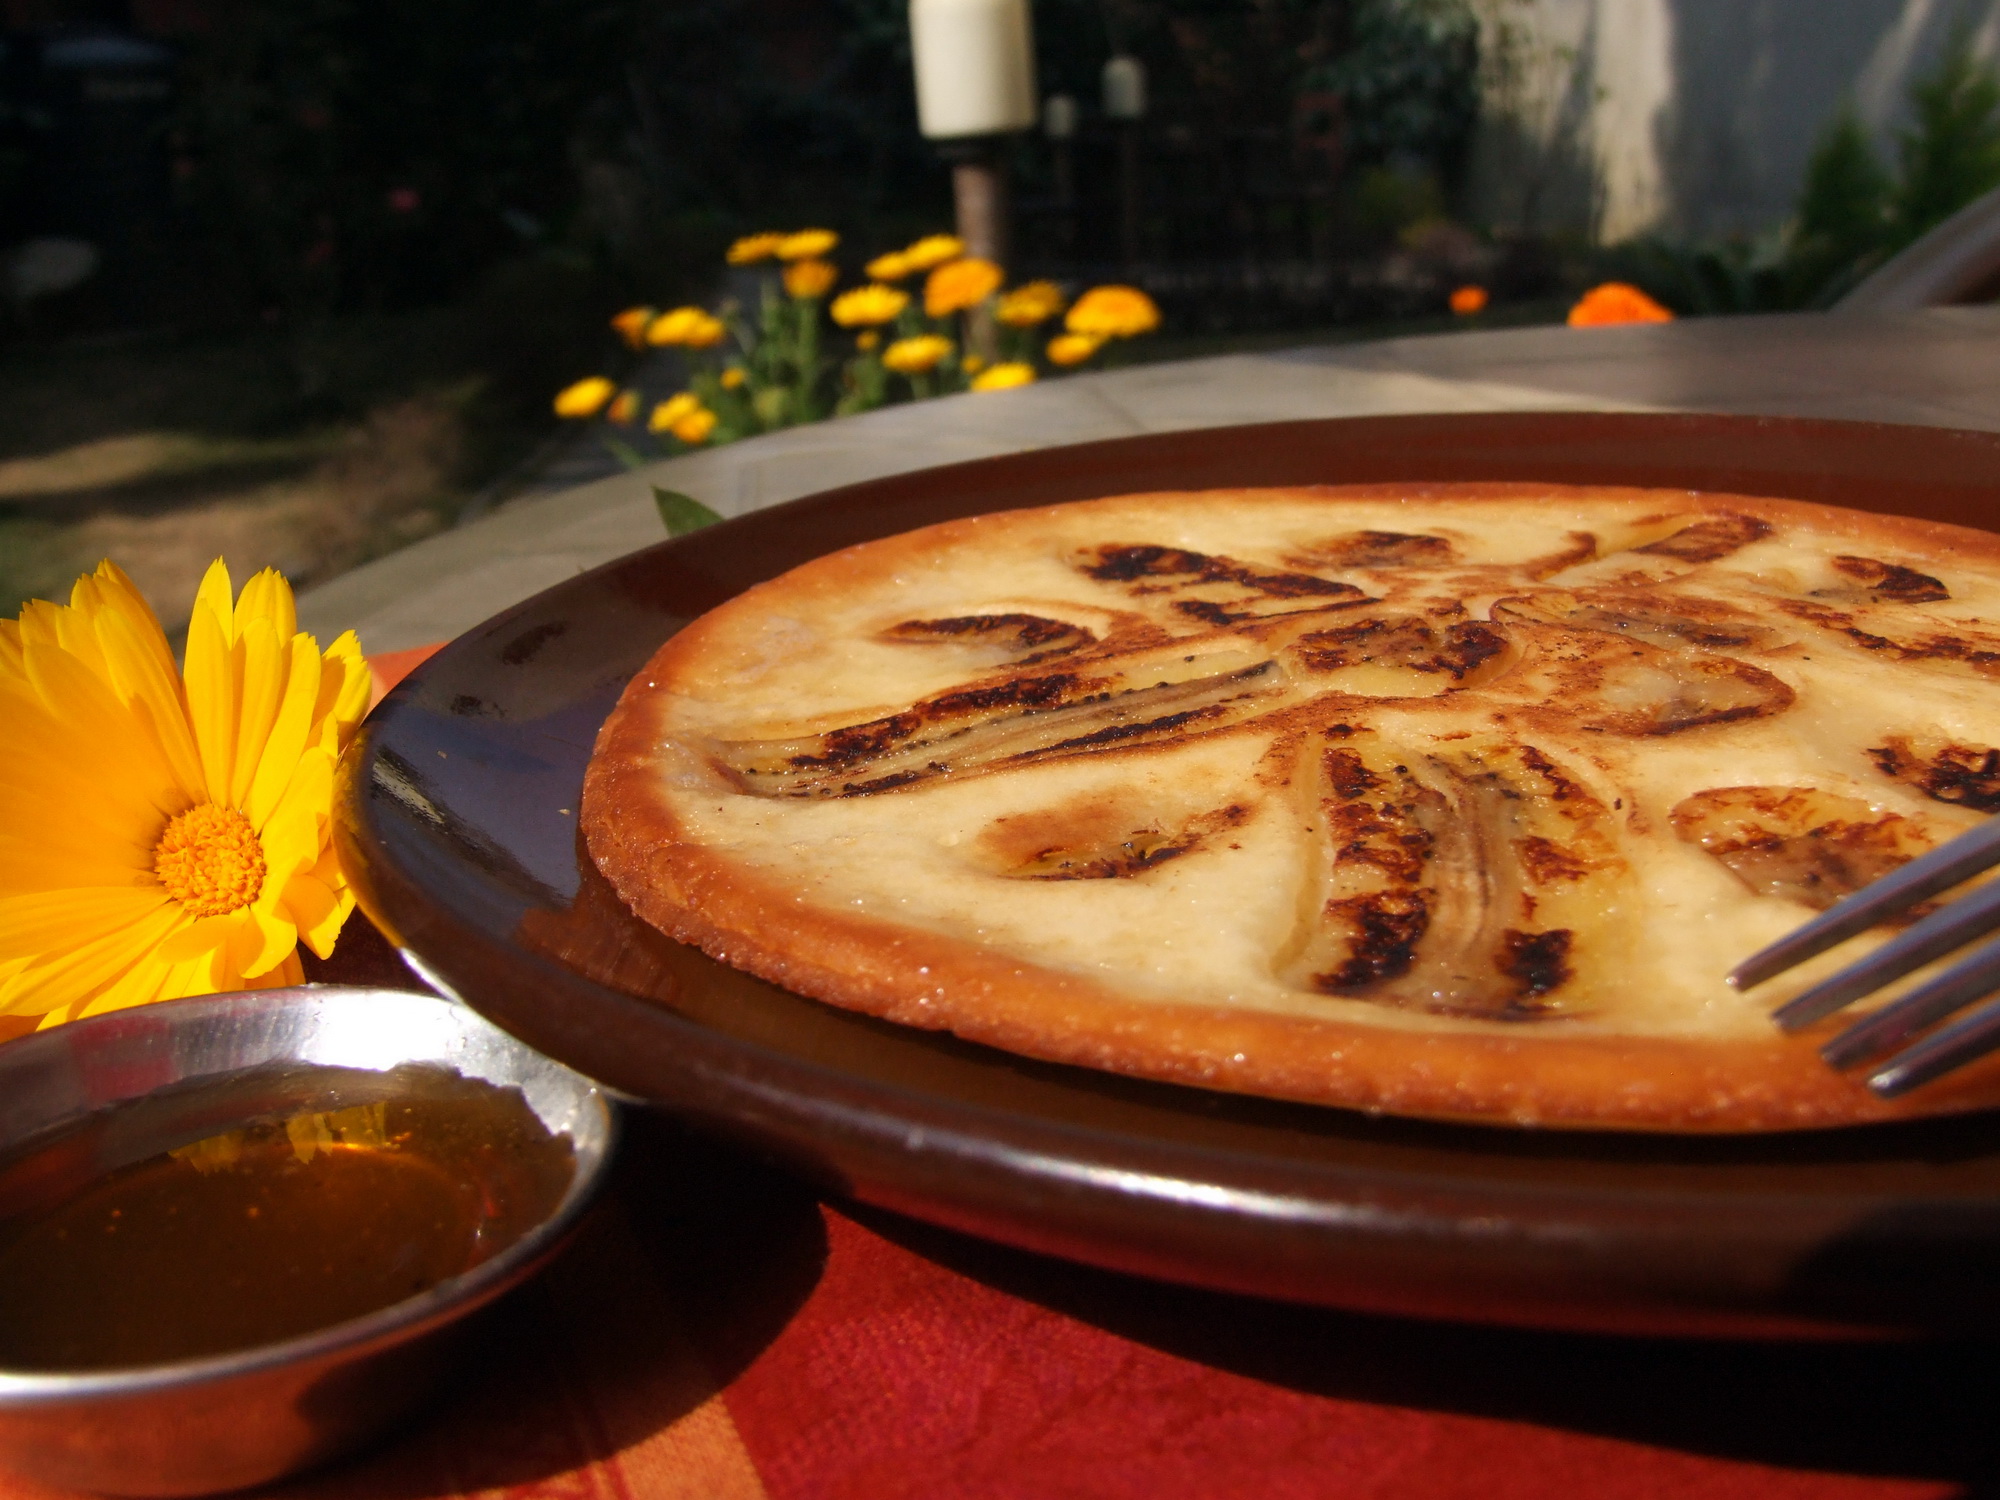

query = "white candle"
[1102,54,1146,121]
[910,0,1037,139]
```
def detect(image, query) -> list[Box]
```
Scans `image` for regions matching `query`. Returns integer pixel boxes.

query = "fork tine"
[1729,817,2000,991]
[1868,987,2000,1097]
[1820,932,2000,1069]
[1768,876,2000,1032]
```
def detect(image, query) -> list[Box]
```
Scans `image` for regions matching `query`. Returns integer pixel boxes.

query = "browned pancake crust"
[583,483,2000,1131]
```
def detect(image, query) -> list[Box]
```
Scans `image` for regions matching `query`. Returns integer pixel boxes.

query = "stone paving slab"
[297,308,2000,653]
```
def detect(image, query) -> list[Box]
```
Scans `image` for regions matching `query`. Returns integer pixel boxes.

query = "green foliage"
[653,488,724,537]
[1890,33,2000,241]
[1312,0,1481,173]
[1616,33,2000,314]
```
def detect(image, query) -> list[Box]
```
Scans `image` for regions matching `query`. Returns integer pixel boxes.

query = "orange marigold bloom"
[866,251,914,282]
[856,330,881,351]
[610,305,655,347]
[1046,332,1104,367]
[648,392,701,433]
[670,407,718,444]
[902,234,964,271]
[721,367,747,389]
[1567,282,1674,327]
[924,257,1004,318]
[831,284,909,327]
[971,361,1036,391]
[784,258,839,299]
[727,232,785,265]
[1449,284,1489,315]
[997,280,1066,327]
[553,376,616,418]
[606,390,640,425]
[777,228,839,261]
[882,334,954,375]
[1065,285,1160,338]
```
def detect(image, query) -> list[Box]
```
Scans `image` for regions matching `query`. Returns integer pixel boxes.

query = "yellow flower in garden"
[971,361,1037,391]
[777,228,839,261]
[996,281,1066,328]
[902,234,965,271]
[830,284,910,327]
[610,305,655,348]
[671,407,719,444]
[554,376,616,418]
[866,251,914,282]
[882,335,954,375]
[727,232,785,265]
[607,390,640,425]
[0,560,370,1028]
[721,367,747,389]
[1046,332,1103,367]
[648,392,701,432]
[683,312,727,348]
[925,257,1003,317]
[961,354,987,375]
[784,258,839,299]
[1449,284,1489,315]
[646,306,726,347]
[1065,285,1161,338]
[856,330,881,351]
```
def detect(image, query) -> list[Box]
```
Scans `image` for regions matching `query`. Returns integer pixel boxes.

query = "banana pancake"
[581,483,2000,1130]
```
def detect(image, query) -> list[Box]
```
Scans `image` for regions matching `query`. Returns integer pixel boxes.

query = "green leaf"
[654,487,724,537]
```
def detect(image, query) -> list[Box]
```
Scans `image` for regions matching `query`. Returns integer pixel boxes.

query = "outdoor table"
[150,307,2000,1499]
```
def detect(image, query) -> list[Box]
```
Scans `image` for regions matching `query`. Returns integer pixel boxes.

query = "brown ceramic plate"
[336,412,2000,1340]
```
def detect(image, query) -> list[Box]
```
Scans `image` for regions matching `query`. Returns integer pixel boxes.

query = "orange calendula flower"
[784,259,839,299]
[610,305,655,348]
[727,232,785,265]
[1449,284,1489,315]
[720,367,747,389]
[1567,282,1674,327]
[902,234,965,271]
[646,306,727,348]
[1065,285,1161,338]
[856,330,881,352]
[554,376,617,418]
[866,251,914,282]
[0,559,370,1030]
[607,390,640,425]
[997,280,1066,327]
[925,257,1004,318]
[960,354,987,375]
[648,392,701,433]
[971,361,1036,391]
[831,284,909,327]
[882,335,954,375]
[777,228,839,261]
[1046,332,1104,367]
[671,407,718,444]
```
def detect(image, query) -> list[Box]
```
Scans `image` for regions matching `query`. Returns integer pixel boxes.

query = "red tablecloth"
[18,641,1961,1499]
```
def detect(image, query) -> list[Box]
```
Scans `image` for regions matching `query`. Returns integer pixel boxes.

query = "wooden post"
[949,143,1009,359]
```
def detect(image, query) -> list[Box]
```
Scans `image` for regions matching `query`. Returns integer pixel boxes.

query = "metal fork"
[1729,818,2000,1097]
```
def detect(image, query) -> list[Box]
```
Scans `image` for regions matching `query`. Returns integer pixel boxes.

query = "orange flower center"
[154,804,265,917]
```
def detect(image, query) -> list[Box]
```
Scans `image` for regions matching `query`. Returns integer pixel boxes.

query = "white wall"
[1466,0,2000,243]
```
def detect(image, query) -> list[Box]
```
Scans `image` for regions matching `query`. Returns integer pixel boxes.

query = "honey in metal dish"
[0,1064,576,1370]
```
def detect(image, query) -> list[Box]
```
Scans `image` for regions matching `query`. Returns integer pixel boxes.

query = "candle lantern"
[910,0,1037,141]
[908,0,1037,353]
[1100,55,1147,266]
[1043,93,1079,251]
[1101,55,1147,121]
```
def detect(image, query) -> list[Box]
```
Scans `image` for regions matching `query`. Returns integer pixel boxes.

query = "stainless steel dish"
[0,984,617,1497]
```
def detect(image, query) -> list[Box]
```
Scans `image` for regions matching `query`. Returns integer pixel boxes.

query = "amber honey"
[0,1064,575,1370]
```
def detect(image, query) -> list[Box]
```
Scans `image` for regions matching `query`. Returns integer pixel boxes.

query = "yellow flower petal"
[0,887,170,961]
[246,635,322,829]
[182,576,238,807]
